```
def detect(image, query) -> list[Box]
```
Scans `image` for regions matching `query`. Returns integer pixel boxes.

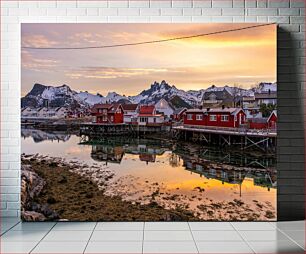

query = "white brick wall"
[0,0,305,218]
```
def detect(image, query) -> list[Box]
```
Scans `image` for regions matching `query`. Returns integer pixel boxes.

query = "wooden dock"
[172,124,277,153]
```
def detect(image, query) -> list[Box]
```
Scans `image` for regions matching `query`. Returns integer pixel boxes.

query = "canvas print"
[21,23,277,221]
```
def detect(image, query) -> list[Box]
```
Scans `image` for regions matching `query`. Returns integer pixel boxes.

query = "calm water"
[21,128,277,220]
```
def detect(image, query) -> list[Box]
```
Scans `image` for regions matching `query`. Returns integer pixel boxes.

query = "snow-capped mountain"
[21,81,276,109]
[75,91,106,105]
[128,80,204,106]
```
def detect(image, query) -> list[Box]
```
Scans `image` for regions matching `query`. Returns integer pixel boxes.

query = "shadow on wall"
[277,26,305,221]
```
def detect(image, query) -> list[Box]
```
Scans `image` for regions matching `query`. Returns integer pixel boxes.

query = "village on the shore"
[21,82,277,153]
[21,82,276,129]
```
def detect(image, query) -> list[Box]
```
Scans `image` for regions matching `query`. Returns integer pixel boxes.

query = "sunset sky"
[21,23,276,96]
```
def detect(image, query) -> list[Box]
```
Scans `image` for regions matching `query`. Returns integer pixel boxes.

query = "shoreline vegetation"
[21,156,197,221]
[21,152,276,222]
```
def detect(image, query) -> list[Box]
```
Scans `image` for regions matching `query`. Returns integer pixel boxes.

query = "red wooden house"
[267,110,277,129]
[91,103,124,124]
[184,107,246,128]
[249,110,277,129]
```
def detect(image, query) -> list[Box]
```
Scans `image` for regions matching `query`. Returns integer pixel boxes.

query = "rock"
[58,176,67,184]
[21,165,46,209]
[21,211,46,221]
[47,197,57,204]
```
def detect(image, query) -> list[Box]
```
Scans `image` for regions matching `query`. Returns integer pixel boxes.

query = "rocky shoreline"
[21,156,197,221]
[21,153,276,221]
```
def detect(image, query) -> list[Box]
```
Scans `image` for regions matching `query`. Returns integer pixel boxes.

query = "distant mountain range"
[21,80,277,109]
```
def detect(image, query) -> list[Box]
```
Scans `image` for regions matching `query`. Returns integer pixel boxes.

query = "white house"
[22,107,68,119]
[121,104,138,123]
[21,107,38,118]
[154,98,174,118]
[137,105,164,126]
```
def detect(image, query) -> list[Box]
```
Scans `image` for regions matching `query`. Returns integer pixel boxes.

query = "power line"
[22,23,276,50]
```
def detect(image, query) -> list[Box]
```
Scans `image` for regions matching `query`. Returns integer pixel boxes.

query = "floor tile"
[239,230,291,241]
[189,222,234,231]
[90,230,143,241]
[145,222,189,231]
[32,241,87,253]
[275,221,305,231]
[192,230,243,241]
[85,241,143,253]
[42,230,92,242]
[1,230,47,242]
[11,222,55,231]
[143,241,198,253]
[144,230,193,241]
[52,222,96,231]
[197,241,253,253]
[248,240,305,253]
[282,230,305,249]
[1,222,21,234]
[0,241,37,253]
[1,218,21,224]
[96,222,144,231]
[231,222,276,231]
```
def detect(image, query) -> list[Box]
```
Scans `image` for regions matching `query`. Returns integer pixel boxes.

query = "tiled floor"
[0,218,304,253]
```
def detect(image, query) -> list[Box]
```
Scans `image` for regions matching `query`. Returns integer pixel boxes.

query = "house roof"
[203,89,233,101]
[267,110,277,122]
[139,105,155,115]
[186,107,244,116]
[173,107,187,115]
[91,103,122,114]
[121,104,138,111]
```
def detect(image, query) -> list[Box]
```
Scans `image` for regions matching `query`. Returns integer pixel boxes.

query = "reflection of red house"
[139,154,156,164]
[91,103,124,124]
[184,107,246,128]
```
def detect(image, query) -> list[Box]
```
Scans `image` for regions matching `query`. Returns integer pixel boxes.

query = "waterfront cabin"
[137,105,164,126]
[91,103,124,124]
[184,107,246,128]
[172,107,187,122]
[267,110,277,129]
[21,107,38,118]
[154,98,174,118]
[248,110,277,130]
[121,104,139,124]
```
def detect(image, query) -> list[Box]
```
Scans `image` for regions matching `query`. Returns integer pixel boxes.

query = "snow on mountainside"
[75,91,106,105]
[21,81,276,109]
[105,92,126,102]
[128,80,203,106]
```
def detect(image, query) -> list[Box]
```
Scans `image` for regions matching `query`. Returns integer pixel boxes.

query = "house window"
[103,109,107,114]
[209,115,217,121]
[110,116,114,122]
[140,117,148,123]
[102,116,107,122]
[196,114,203,121]
[187,114,193,120]
[221,115,229,122]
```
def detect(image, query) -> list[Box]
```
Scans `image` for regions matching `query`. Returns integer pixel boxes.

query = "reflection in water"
[21,128,71,143]
[21,128,277,220]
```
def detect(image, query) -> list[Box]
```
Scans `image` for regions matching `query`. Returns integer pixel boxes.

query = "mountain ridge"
[21,81,277,109]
